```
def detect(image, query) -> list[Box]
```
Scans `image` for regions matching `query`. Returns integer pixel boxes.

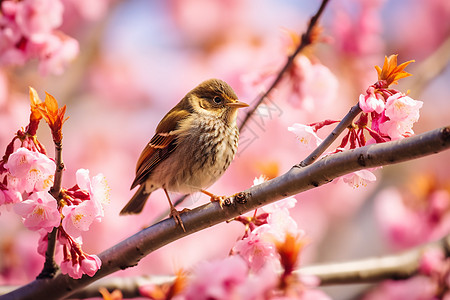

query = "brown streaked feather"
[131,104,192,189]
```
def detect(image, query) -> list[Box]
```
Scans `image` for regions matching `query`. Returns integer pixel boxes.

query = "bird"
[120,78,249,231]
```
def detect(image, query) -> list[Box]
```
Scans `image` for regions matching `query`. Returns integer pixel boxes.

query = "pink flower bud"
[80,254,102,277]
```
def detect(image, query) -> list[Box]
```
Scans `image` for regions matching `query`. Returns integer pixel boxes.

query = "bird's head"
[188,78,248,125]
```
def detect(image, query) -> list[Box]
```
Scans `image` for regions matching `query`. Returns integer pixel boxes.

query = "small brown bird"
[120,79,248,230]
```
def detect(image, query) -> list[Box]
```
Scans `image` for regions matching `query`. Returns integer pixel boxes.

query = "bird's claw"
[210,195,227,208]
[170,207,187,232]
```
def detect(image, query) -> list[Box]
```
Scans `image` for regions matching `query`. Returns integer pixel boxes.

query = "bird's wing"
[131,108,191,189]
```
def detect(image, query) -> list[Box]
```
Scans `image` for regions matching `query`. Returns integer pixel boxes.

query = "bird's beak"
[226,100,249,108]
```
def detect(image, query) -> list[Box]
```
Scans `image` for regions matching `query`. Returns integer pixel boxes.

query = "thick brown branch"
[3,126,450,300]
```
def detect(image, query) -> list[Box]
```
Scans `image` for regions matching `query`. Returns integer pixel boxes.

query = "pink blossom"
[184,256,249,300]
[35,32,79,76]
[233,225,278,271]
[359,92,385,114]
[288,56,338,112]
[233,208,303,272]
[60,259,83,279]
[75,168,110,215]
[15,0,64,43]
[376,185,450,250]
[380,93,423,140]
[288,123,323,150]
[266,209,300,241]
[61,0,109,21]
[14,191,60,232]
[375,188,425,248]
[60,169,107,237]
[61,199,103,238]
[0,0,79,74]
[80,254,102,277]
[0,187,22,205]
[362,276,437,300]
[37,230,49,256]
[419,248,445,276]
[4,148,56,193]
[234,263,278,299]
[341,169,377,188]
[0,10,22,57]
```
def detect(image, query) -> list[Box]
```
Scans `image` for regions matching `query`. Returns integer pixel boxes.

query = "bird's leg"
[201,189,226,208]
[163,189,186,232]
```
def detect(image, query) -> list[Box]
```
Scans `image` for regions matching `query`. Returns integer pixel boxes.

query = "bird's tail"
[120,185,150,215]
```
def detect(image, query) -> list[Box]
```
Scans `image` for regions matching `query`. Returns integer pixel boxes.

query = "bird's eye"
[213,96,223,105]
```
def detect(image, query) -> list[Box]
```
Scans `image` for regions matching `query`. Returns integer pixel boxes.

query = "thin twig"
[298,103,362,167]
[37,141,64,279]
[4,126,450,300]
[239,0,330,130]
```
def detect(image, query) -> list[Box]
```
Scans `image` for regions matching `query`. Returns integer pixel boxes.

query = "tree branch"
[3,126,450,299]
[299,103,362,167]
[298,234,450,285]
[3,233,449,298]
[37,141,64,279]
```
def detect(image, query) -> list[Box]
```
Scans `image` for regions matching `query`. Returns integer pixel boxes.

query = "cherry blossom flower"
[233,263,279,300]
[14,191,60,232]
[60,169,108,237]
[0,185,22,205]
[184,255,249,300]
[362,276,438,300]
[233,176,302,272]
[341,169,377,189]
[233,225,278,271]
[59,233,102,279]
[15,0,64,43]
[419,248,446,276]
[379,93,423,140]
[36,32,79,76]
[285,55,338,111]
[80,254,102,277]
[288,123,323,150]
[0,0,79,75]
[61,198,103,238]
[76,168,110,212]
[4,147,56,193]
[375,182,450,250]
[37,230,49,256]
[359,88,385,114]
[60,258,83,279]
